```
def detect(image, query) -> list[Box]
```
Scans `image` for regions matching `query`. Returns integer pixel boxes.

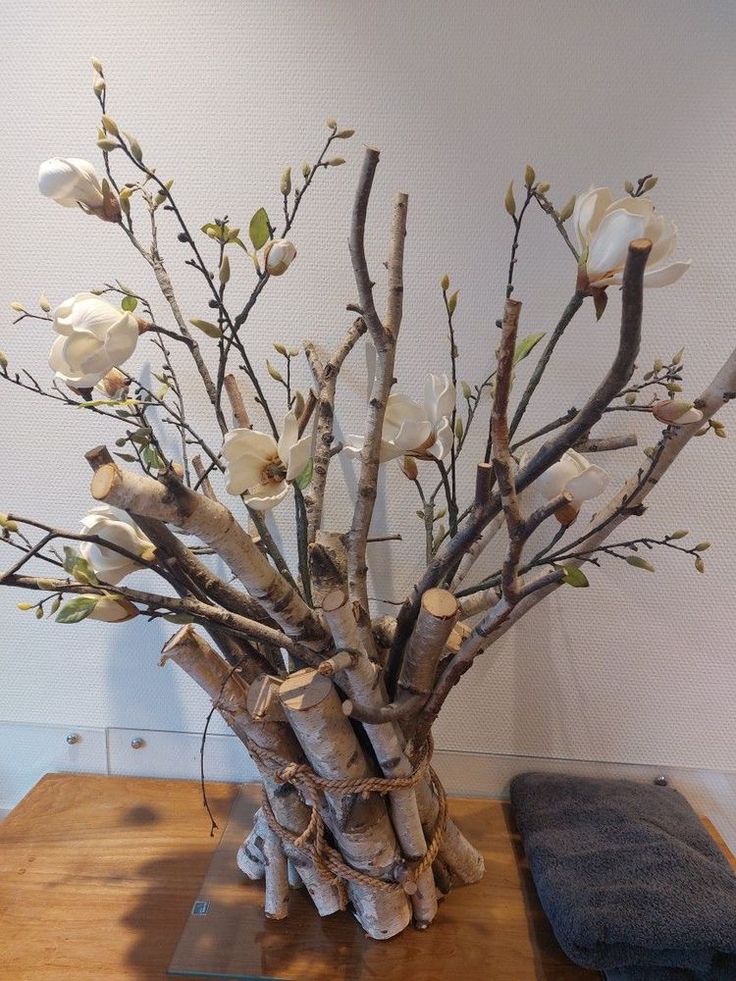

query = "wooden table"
[0,773,599,980]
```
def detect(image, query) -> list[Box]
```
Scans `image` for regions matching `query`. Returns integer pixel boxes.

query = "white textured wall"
[1,1,735,776]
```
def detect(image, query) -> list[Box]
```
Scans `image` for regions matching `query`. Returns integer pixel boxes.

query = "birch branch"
[347,169,408,658]
[89,461,329,649]
[304,316,367,542]
[161,626,343,916]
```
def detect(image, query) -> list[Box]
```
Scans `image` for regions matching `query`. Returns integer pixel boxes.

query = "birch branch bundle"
[2,69,726,940]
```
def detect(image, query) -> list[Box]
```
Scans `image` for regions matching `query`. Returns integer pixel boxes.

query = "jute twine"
[247,735,448,897]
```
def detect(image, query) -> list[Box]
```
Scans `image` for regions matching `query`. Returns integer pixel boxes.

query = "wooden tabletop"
[0,773,598,980]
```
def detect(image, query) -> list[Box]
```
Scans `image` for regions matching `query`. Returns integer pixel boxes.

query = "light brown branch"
[89,461,329,649]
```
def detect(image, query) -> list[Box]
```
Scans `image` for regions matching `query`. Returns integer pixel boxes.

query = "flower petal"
[573,187,613,248]
[277,410,300,461]
[424,373,455,424]
[286,434,312,481]
[565,464,609,505]
[536,451,586,500]
[427,420,453,460]
[586,210,648,282]
[103,313,138,365]
[394,418,434,452]
[244,482,290,511]
[641,260,691,288]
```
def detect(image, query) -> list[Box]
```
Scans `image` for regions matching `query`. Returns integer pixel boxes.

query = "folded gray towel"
[510,773,736,981]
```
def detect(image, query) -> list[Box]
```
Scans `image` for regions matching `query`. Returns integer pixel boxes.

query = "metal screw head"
[654,775,668,787]
[130,737,145,750]
[65,732,80,745]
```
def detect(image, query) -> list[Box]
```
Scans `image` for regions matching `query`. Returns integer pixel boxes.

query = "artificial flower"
[80,505,155,585]
[574,187,690,289]
[536,449,609,525]
[222,410,311,511]
[264,239,297,276]
[49,292,139,389]
[345,373,455,463]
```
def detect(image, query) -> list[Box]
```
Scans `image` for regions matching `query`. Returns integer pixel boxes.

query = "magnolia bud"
[558,195,576,221]
[326,157,346,167]
[624,179,635,195]
[504,181,516,217]
[441,274,450,291]
[537,181,551,194]
[399,456,419,481]
[292,390,305,418]
[651,400,703,426]
[302,161,311,179]
[0,350,7,370]
[280,167,292,196]
[101,114,119,136]
[91,56,104,74]
[93,77,106,95]
[39,293,51,312]
[524,164,536,186]
[264,239,297,277]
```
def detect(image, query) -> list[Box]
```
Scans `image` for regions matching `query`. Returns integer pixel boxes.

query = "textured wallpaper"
[1,0,735,772]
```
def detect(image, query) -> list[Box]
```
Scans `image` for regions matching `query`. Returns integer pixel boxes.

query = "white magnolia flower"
[651,399,704,426]
[574,187,690,289]
[345,373,456,463]
[38,158,105,210]
[264,239,297,276]
[84,594,139,622]
[80,505,155,585]
[222,410,311,511]
[49,292,139,389]
[537,449,609,524]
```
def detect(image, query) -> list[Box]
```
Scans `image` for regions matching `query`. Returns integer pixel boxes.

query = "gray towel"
[509,773,736,981]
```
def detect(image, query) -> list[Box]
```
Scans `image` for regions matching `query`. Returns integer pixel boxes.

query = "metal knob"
[130,737,146,750]
[65,732,80,745]
[654,775,668,787]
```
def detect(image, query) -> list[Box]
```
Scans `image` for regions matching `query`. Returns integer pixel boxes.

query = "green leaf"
[249,207,271,251]
[163,612,195,624]
[70,557,99,586]
[114,452,137,463]
[294,459,313,490]
[189,318,222,339]
[56,596,98,624]
[626,555,656,572]
[63,546,81,576]
[143,445,165,471]
[513,332,545,366]
[121,294,138,313]
[561,565,589,588]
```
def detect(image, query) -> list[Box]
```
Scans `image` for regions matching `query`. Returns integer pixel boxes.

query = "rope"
[249,735,448,896]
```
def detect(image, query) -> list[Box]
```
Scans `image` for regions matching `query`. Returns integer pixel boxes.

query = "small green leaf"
[189,317,222,339]
[63,546,81,575]
[561,565,589,588]
[294,459,313,490]
[56,596,98,624]
[626,556,656,572]
[448,290,459,314]
[163,612,195,624]
[71,557,99,586]
[513,332,546,365]
[114,452,137,463]
[249,207,271,250]
[121,294,138,313]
